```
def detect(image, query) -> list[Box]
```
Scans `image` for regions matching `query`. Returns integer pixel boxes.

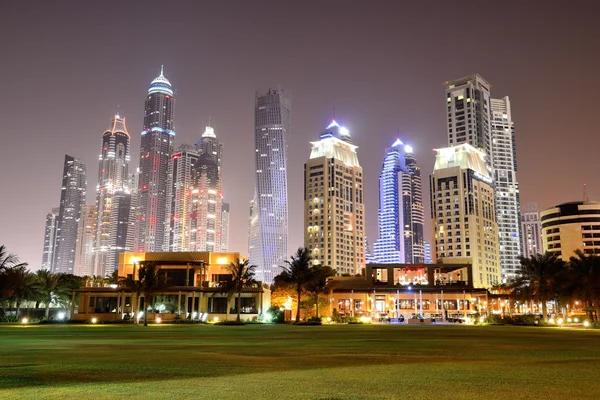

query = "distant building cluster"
[42,70,588,289]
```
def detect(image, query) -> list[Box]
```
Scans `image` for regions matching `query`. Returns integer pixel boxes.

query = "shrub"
[215,320,246,326]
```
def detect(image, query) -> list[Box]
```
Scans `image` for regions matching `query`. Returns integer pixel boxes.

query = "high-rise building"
[53,155,87,274]
[540,201,600,260]
[75,205,96,277]
[430,144,500,288]
[166,127,223,252]
[128,168,140,252]
[373,139,424,264]
[423,240,433,264]
[522,202,542,258]
[490,97,522,282]
[445,74,493,171]
[248,89,291,284]
[41,207,59,271]
[94,114,131,277]
[221,202,230,252]
[304,121,365,276]
[445,74,521,283]
[137,66,175,252]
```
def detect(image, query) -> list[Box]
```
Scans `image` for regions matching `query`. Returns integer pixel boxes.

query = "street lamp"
[91,317,98,324]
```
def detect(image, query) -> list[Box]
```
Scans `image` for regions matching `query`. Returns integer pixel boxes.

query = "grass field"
[0,323,599,399]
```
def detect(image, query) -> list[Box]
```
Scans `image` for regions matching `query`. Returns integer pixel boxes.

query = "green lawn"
[0,324,599,399]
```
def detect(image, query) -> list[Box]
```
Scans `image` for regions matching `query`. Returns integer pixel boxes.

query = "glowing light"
[479,316,485,323]
[339,126,350,136]
[549,318,555,324]
[404,145,413,154]
[359,316,371,323]
[91,318,98,324]
[156,317,162,324]
[192,312,198,319]
[326,317,332,323]
[567,317,572,323]
[213,317,220,322]
[557,318,563,325]
[326,120,340,129]
[57,312,65,320]
[584,320,590,327]
[392,138,403,147]
[21,318,28,324]
[574,318,579,323]
[216,257,228,265]
[264,313,273,323]
[137,312,144,319]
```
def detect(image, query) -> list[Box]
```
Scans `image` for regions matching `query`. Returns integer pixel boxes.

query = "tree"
[119,272,143,324]
[276,247,313,323]
[568,250,600,321]
[0,245,28,272]
[223,258,258,322]
[138,262,168,326]
[36,270,62,319]
[510,253,565,321]
[8,267,38,317]
[305,265,336,318]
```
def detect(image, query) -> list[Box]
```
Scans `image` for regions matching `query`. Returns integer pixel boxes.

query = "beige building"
[304,121,365,276]
[541,201,600,259]
[70,251,270,322]
[430,144,501,288]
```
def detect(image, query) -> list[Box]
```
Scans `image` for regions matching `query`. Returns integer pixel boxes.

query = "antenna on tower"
[584,184,588,202]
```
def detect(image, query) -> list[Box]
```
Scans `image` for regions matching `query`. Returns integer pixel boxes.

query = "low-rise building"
[70,251,270,322]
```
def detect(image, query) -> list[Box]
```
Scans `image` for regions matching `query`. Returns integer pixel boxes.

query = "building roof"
[148,66,173,96]
[433,143,489,179]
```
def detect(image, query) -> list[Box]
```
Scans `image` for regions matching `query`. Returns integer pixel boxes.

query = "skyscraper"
[373,139,424,264]
[41,207,59,271]
[94,114,131,276]
[137,66,175,252]
[75,205,96,277]
[53,155,86,274]
[166,127,223,252]
[522,203,542,258]
[445,74,521,283]
[423,240,433,264]
[490,97,522,282]
[249,89,291,284]
[304,121,365,276]
[221,202,230,252]
[430,144,500,288]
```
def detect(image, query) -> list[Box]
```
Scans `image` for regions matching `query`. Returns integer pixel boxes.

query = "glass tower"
[137,66,175,252]
[249,89,291,284]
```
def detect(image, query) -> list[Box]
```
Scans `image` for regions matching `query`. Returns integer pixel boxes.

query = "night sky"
[1,1,598,269]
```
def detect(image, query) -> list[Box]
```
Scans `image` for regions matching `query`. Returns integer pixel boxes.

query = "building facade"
[53,155,87,274]
[490,97,522,282]
[522,202,542,258]
[249,89,291,284]
[137,67,175,252]
[75,205,97,277]
[41,207,59,271]
[540,201,600,259]
[221,202,230,252]
[304,121,365,276]
[430,144,501,288]
[423,240,433,264]
[94,114,132,277]
[374,139,424,264]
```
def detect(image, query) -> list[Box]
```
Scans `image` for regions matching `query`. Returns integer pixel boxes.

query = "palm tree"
[223,258,258,322]
[138,262,168,326]
[276,247,313,323]
[0,245,28,271]
[9,267,39,318]
[36,270,62,319]
[510,253,565,321]
[568,250,600,321]
[305,265,336,319]
[119,273,143,324]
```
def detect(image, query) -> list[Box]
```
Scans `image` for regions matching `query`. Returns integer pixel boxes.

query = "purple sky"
[1,1,598,269]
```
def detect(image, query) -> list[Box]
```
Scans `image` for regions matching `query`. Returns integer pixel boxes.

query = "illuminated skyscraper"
[53,155,87,274]
[373,139,424,264]
[137,66,175,252]
[522,203,542,258]
[430,144,501,288]
[221,202,230,252]
[423,240,433,264]
[249,89,291,284]
[166,127,223,252]
[94,114,131,276]
[41,207,59,271]
[304,121,365,276]
[75,205,96,277]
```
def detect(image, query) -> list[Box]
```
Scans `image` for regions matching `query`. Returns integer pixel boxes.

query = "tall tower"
[94,114,131,276]
[374,139,424,264]
[445,74,493,172]
[522,203,542,258]
[75,205,97,277]
[304,121,365,276]
[53,155,87,274]
[430,144,501,288]
[490,97,522,282]
[221,202,230,252]
[249,89,291,284]
[41,207,59,271]
[138,66,175,252]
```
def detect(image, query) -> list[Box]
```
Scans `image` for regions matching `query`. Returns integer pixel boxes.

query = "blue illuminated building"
[137,66,175,252]
[374,139,424,264]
